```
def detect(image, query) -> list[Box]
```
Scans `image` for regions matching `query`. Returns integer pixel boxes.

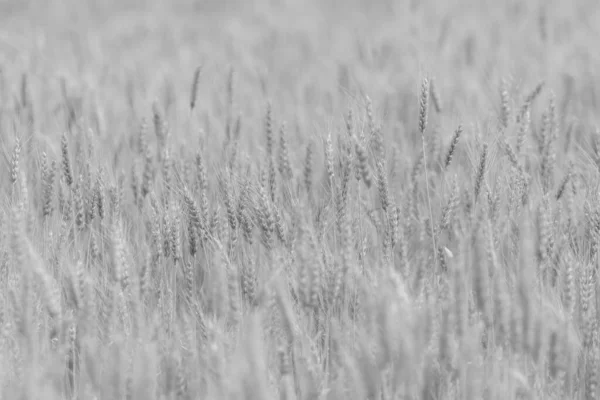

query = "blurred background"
[0,0,599,151]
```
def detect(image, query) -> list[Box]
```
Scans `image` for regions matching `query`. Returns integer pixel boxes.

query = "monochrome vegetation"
[0,1,598,399]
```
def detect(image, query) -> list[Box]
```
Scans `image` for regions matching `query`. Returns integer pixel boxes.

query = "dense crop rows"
[0,1,599,399]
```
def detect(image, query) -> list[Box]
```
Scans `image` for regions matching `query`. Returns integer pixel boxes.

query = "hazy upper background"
[0,0,599,151]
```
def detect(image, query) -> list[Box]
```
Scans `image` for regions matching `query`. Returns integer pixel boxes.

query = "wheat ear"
[419,76,437,261]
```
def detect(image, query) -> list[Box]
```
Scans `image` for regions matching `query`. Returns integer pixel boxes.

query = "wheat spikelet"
[444,125,462,170]
[224,66,235,143]
[108,184,120,223]
[265,102,274,160]
[517,81,545,123]
[136,252,150,308]
[187,216,198,257]
[152,101,164,153]
[148,196,164,263]
[556,161,573,200]
[59,179,72,222]
[233,113,242,143]
[241,257,257,307]
[195,151,209,228]
[325,131,335,190]
[297,226,318,311]
[209,207,225,243]
[240,209,255,245]
[580,266,595,333]
[110,219,128,288]
[259,161,269,191]
[220,173,238,244]
[540,107,557,194]
[370,124,385,164]
[428,77,442,115]
[419,78,429,135]
[389,202,400,249]
[74,175,86,231]
[336,154,351,237]
[473,143,488,203]
[355,140,372,188]
[273,204,287,247]
[61,133,73,187]
[131,162,142,212]
[94,169,105,220]
[516,107,530,156]
[501,135,521,171]
[299,142,313,199]
[365,95,375,136]
[499,78,511,128]
[345,107,354,139]
[41,153,56,218]
[189,65,202,110]
[258,183,274,250]
[140,144,154,200]
[10,137,20,186]
[277,122,293,181]
[85,174,96,226]
[268,157,277,203]
[137,117,149,155]
[183,187,202,231]
[161,146,173,194]
[376,160,389,213]
[418,76,438,269]
[168,202,182,265]
[562,251,576,317]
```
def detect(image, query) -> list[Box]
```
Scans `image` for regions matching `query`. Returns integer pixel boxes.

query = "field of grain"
[1,0,599,399]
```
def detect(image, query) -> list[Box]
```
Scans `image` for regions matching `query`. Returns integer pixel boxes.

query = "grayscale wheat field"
[0,0,599,399]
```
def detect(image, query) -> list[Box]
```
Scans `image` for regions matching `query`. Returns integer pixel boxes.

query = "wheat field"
[0,0,599,399]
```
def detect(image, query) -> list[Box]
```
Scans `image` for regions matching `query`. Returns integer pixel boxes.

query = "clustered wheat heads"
[0,5,596,400]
